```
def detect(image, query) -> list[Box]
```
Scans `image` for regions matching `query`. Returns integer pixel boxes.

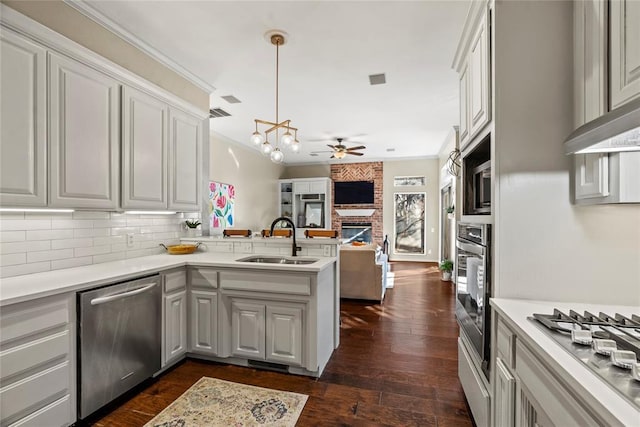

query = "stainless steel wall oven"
[455,222,491,379]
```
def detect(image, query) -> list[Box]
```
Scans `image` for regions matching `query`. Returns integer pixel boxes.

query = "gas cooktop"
[530,309,640,410]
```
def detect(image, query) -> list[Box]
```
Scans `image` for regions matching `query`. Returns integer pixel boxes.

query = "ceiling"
[86,0,469,164]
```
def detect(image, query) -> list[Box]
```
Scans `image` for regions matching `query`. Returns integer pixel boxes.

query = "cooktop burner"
[530,309,640,409]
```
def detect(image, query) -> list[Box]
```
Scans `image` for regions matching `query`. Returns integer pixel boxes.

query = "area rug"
[144,377,308,427]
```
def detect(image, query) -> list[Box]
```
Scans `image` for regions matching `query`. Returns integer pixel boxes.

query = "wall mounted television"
[334,181,374,205]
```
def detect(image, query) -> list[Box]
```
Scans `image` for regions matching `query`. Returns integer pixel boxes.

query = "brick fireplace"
[330,162,383,245]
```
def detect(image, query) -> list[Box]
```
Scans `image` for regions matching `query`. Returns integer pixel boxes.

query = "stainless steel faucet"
[269,216,301,256]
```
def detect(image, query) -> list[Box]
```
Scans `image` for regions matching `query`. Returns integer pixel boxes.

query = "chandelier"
[250,31,299,163]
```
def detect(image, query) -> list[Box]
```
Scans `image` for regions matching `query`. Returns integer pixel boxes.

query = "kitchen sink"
[236,256,318,265]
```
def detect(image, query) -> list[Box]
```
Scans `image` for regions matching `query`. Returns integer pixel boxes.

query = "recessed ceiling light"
[221,95,242,104]
[369,73,386,85]
[386,148,396,152]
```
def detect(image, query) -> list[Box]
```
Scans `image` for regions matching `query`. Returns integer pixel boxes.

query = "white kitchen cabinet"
[278,178,332,236]
[190,289,218,355]
[293,181,311,194]
[121,85,168,209]
[574,153,609,200]
[231,299,265,359]
[459,62,470,148]
[168,108,202,211]
[468,8,491,138]
[49,53,120,209]
[162,269,187,367]
[610,0,640,109]
[266,304,303,366]
[494,357,515,427]
[0,294,75,427]
[0,28,47,207]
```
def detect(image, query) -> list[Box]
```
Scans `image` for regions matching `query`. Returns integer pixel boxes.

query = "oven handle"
[90,283,157,306]
[456,239,485,256]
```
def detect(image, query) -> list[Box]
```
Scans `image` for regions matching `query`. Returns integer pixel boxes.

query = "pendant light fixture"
[251,31,300,163]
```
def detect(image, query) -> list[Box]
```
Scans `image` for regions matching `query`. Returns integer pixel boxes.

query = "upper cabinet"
[121,86,169,210]
[610,0,640,109]
[453,2,491,150]
[49,53,120,209]
[0,28,47,207]
[0,11,207,211]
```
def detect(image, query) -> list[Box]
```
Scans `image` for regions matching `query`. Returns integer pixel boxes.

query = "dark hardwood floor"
[92,262,472,426]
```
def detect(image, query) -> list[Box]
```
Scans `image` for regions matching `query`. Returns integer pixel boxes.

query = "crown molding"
[63,0,216,94]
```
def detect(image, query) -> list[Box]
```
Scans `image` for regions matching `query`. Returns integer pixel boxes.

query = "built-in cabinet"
[0,294,75,427]
[277,178,332,237]
[188,268,219,355]
[0,12,206,211]
[162,269,187,367]
[454,1,491,150]
[610,0,640,109]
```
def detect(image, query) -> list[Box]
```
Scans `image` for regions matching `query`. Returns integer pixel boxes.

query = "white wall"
[383,158,440,262]
[493,1,640,305]
[438,128,460,264]
[209,131,285,234]
[282,164,331,179]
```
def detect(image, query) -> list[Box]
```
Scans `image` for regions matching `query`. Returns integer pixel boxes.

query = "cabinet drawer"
[220,271,311,296]
[458,338,490,427]
[0,330,69,380]
[0,298,69,345]
[496,318,515,369]
[164,269,186,293]
[0,362,69,422]
[9,395,71,427]
[190,268,218,289]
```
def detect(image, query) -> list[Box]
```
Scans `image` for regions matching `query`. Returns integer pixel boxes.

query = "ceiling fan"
[313,138,366,159]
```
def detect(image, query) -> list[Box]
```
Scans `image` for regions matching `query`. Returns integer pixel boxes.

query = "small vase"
[186,228,197,238]
[441,271,452,281]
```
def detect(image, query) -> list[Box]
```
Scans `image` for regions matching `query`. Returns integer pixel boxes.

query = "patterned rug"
[144,377,308,427]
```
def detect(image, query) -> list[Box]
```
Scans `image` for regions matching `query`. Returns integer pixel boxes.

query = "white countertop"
[491,298,640,425]
[0,252,336,307]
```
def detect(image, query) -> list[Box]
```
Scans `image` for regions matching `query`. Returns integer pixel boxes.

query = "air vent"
[369,73,386,85]
[221,95,242,104]
[386,148,395,152]
[209,108,231,118]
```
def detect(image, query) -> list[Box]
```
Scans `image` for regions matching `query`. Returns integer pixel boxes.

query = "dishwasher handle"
[90,282,157,305]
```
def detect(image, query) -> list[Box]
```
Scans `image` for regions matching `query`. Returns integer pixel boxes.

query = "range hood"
[564,97,640,154]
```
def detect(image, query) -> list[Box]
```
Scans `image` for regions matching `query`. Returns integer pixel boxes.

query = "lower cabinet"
[230,299,303,366]
[0,294,75,427]
[162,270,187,367]
[494,357,515,427]
[190,289,218,355]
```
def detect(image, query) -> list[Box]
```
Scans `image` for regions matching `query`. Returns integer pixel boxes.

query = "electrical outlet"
[428,249,432,255]
[431,227,435,233]
[127,233,135,248]
[323,245,332,257]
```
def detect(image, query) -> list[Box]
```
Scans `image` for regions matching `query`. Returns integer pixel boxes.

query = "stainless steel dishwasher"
[78,274,161,419]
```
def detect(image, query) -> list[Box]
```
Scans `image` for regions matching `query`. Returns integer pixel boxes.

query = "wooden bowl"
[160,243,200,255]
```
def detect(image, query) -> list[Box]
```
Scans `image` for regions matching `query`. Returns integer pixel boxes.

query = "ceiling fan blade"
[310,150,334,154]
[346,145,366,151]
[330,154,336,159]
[347,151,364,156]
[327,144,337,150]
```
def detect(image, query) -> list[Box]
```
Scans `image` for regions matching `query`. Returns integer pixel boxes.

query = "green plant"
[439,259,454,272]
[185,219,201,229]
[445,205,454,214]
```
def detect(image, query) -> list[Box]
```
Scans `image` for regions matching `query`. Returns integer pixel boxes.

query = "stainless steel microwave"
[471,160,491,214]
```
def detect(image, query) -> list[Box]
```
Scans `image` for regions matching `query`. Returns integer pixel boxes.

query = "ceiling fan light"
[270,148,284,163]
[261,141,273,155]
[334,151,346,159]
[290,140,300,152]
[281,131,294,146]
[251,131,264,145]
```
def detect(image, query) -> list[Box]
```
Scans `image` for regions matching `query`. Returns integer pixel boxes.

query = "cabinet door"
[190,290,218,354]
[610,0,640,109]
[494,357,515,427]
[49,53,120,209]
[168,109,201,211]
[309,180,326,194]
[163,290,187,365]
[122,86,168,209]
[293,181,310,194]
[0,29,47,207]
[231,300,265,359]
[459,62,470,148]
[469,8,491,138]
[266,304,303,366]
[574,153,609,200]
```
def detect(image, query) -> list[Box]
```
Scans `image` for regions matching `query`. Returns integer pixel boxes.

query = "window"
[394,192,426,255]
[393,176,425,186]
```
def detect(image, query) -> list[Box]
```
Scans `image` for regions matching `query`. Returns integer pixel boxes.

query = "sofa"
[339,244,387,302]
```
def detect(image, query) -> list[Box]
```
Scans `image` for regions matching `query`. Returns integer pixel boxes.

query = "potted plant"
[439,259,453,281]
[185,219,201,237]
[446,205,455,219]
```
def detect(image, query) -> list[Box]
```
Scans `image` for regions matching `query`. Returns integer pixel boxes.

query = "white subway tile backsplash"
[1,253,27,266]
[0,210,200,278]
[51,256,92,271]
[26,229,74,241]
[0,261,50,278]
[27,248,74,263]
[51,238,94,249]
[0,240,50,254]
